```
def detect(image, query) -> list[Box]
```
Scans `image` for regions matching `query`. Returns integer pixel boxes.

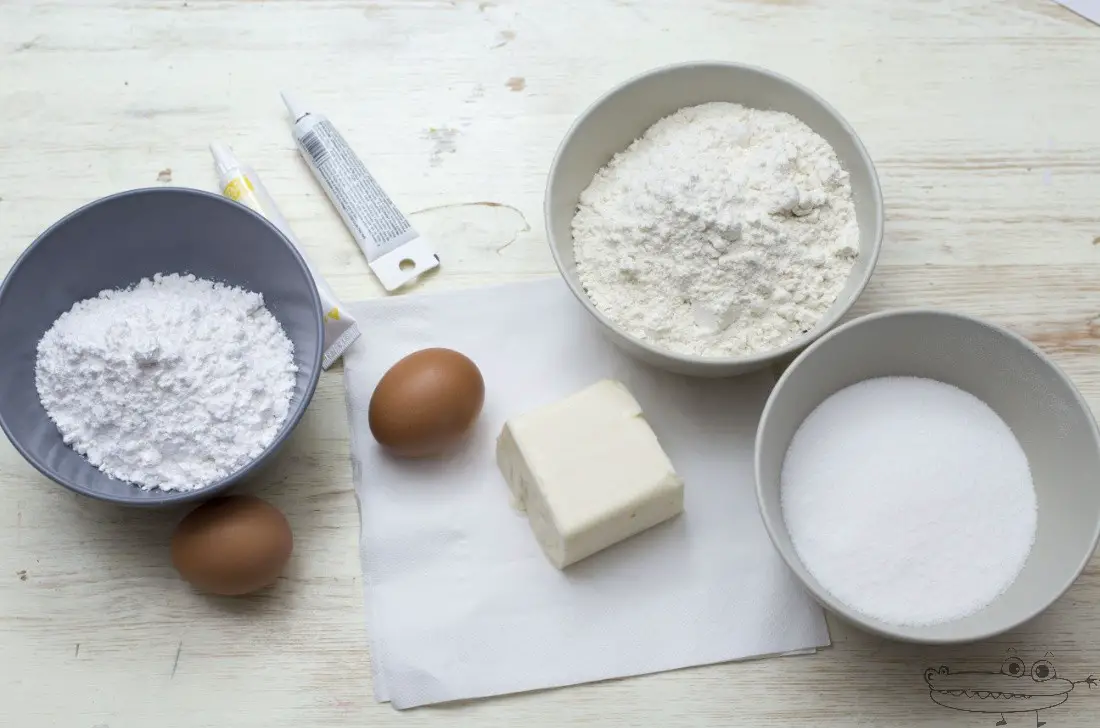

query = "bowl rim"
[754,307,1100,643]
[544,60,885,370]
[0,186,325,507]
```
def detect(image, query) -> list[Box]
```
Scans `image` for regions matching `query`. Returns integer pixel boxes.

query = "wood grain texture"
[2,0,1100,725]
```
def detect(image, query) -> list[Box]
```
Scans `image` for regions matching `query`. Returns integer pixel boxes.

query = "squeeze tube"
[280,91,440,291]
[211,141,361,369]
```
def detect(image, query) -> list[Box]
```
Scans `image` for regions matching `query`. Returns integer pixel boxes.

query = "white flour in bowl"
[35,273,298,491]
[572,102,860,358]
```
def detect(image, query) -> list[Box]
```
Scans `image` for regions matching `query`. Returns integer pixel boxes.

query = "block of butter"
[496,379,684,569]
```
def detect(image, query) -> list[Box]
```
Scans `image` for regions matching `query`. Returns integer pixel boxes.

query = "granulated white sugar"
[780,376,1037,626]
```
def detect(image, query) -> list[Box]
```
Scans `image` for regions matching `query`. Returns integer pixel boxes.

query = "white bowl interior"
[546,62,883,376]
[756,310,1100,642]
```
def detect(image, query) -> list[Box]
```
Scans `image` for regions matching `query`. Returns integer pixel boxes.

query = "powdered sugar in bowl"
[0,188,324,506]
[546,62,884,377]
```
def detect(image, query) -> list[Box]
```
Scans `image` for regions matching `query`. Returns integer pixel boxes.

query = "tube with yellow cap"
[211,141,360,369]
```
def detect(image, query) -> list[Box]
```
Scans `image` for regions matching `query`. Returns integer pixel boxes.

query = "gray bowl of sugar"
[755,309,1100,643]
[0,187,324,507]
[546,61,884,377]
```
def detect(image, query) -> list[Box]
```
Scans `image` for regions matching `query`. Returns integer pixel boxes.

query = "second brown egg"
[171,495,293,596]
[369,347,485,458]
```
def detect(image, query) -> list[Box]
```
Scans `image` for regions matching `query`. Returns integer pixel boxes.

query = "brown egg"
[369,347,485,458]
[171,495,293,596]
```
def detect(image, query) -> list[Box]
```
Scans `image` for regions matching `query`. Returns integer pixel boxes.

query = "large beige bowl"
[545,62,884,377]
[756,309,1100,643]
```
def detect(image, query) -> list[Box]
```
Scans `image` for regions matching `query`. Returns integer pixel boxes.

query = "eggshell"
[369,347,485,458]
[171,495,293,596]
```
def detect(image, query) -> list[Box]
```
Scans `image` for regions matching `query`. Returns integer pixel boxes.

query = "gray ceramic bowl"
[0,187,324,506]
[546,61,884,378]
[756,309,1100,643]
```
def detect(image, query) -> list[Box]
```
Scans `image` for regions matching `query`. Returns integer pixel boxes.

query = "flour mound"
[572,102,860,358]
[35,273,298,491]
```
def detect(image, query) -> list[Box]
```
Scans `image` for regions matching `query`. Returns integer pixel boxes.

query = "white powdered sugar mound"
[572,102,860,358]
[35,273,298,491]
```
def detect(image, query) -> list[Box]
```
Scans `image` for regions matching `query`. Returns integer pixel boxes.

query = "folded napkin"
[343,277,829,709]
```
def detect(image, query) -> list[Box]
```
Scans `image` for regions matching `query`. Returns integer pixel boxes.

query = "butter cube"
[496,379,684,569]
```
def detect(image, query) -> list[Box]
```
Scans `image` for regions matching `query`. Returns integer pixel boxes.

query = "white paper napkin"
[1053,0,1100,26]
[343,277,829,709]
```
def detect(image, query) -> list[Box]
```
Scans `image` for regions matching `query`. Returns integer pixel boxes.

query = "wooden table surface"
[3,1,1100,725]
